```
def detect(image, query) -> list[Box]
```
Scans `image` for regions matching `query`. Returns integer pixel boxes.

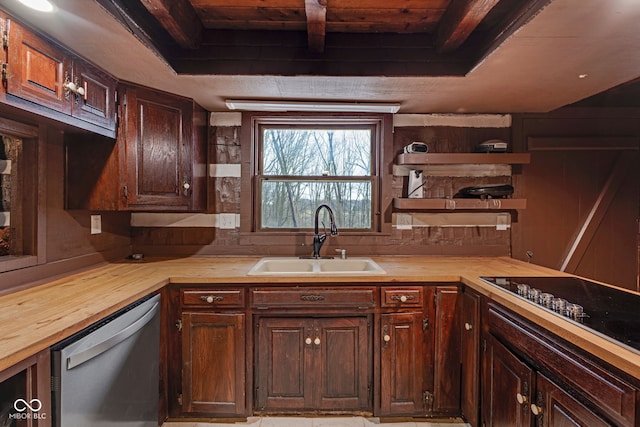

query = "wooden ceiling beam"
[436,0,500,54]
[140,0,204,49]
[305,0,328,53]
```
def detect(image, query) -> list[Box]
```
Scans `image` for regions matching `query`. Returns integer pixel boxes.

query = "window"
[247,115,389,233]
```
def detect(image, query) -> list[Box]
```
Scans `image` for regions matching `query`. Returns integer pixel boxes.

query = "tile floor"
[162,416,470,427]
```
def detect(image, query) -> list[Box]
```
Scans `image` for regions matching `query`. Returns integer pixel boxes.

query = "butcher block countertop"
[1,255,639,381]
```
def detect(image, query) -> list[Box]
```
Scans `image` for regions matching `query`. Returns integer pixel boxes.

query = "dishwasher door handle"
[66,300,160,370]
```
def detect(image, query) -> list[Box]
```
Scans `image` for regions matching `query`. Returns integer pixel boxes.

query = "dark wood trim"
[36,126,48,265]
[138,0,203,49]
[528,136,640,151]
[305,0,327,53]
[0,117,39,138]
[436,0,501,54]
[560,152,639,273]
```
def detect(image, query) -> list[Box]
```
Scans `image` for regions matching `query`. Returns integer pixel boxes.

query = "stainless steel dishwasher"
[51,294,160,427]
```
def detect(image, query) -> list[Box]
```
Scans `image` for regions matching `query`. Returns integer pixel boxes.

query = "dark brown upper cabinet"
[118,83,207,211]
[2,15,117,134]
[65,83,207,212]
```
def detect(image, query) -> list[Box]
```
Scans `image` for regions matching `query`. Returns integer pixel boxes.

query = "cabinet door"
[460,289,480,426]
[255,317,310,411]
[482,334,533,427]
[70,60,117,130]
[122,85,195,210]
[181,312,246,416]
[431,286,461,415]
[315,317,371,411]
[6,18,72,114]
[536,374,611,427]
[379,312,425,416]
[256,317,371,413]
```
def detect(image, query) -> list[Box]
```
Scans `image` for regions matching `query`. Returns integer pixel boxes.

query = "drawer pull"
[200,295,224,303]
[305,337,312,345]
[314,337,321,345]
[464,322,473,331]
[530,403,543,416]
[300,295,325,302]
[390,295,415,302]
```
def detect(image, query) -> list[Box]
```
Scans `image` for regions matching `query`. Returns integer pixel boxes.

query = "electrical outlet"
[90,215,102,234]
[218,213,236,229]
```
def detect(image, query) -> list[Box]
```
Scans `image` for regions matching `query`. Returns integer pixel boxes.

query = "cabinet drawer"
[182,289,245,308]
[252,288,376,309]
[381,287,424,307]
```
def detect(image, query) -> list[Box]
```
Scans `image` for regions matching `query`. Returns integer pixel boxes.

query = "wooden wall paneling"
[512,111,640,290]
[560,152,639,273]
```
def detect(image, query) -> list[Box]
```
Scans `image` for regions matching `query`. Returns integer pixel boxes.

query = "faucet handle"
[335,249,347,260]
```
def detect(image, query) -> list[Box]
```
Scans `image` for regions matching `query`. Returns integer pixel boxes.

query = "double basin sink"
[247,257,386,276]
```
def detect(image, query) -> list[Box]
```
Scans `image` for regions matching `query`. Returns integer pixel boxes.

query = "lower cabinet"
[378,285,461,417]
[483,335,611,427]
[482,333,534,426]
[172,288,248,417]
[460,288,480,426]
[255,316,371,412]
[379,311,425,415]
[482,301,638,427]
[168,283,465,420]
[181,311,246,416]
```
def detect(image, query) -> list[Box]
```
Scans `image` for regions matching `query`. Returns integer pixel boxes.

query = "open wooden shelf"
[393,198,527,210]
[396,153,531,165]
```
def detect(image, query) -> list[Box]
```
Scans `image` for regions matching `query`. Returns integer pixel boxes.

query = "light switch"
[91,215,102,234]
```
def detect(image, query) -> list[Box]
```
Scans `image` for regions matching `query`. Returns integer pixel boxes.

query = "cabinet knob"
[464,322,473,331]
[183,177,191,196]
[200,295,223,303]
[305,337,312,345]
[314,337,321,346]
[383,334,391,343]
[516,392,527,404]
[530,403,543,416]
[400,295,408,303]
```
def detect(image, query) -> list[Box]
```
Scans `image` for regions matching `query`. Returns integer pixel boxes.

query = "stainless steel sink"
[247,257,386,276]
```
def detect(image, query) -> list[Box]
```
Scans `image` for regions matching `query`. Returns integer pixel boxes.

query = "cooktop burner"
[480,276,640,354]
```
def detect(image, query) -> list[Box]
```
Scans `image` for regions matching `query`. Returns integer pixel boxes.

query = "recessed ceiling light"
[17,0,54,12]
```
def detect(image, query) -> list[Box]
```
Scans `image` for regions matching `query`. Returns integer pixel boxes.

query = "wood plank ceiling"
[97,0,552,77]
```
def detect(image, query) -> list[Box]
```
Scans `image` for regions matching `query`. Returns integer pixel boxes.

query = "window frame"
[240,113,393,237]
[0,117,44,274]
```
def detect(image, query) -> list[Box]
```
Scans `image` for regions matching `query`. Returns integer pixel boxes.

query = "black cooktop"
[480,276,640,354]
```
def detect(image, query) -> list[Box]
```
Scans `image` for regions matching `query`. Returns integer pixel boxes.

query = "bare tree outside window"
[259,127,373,230]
